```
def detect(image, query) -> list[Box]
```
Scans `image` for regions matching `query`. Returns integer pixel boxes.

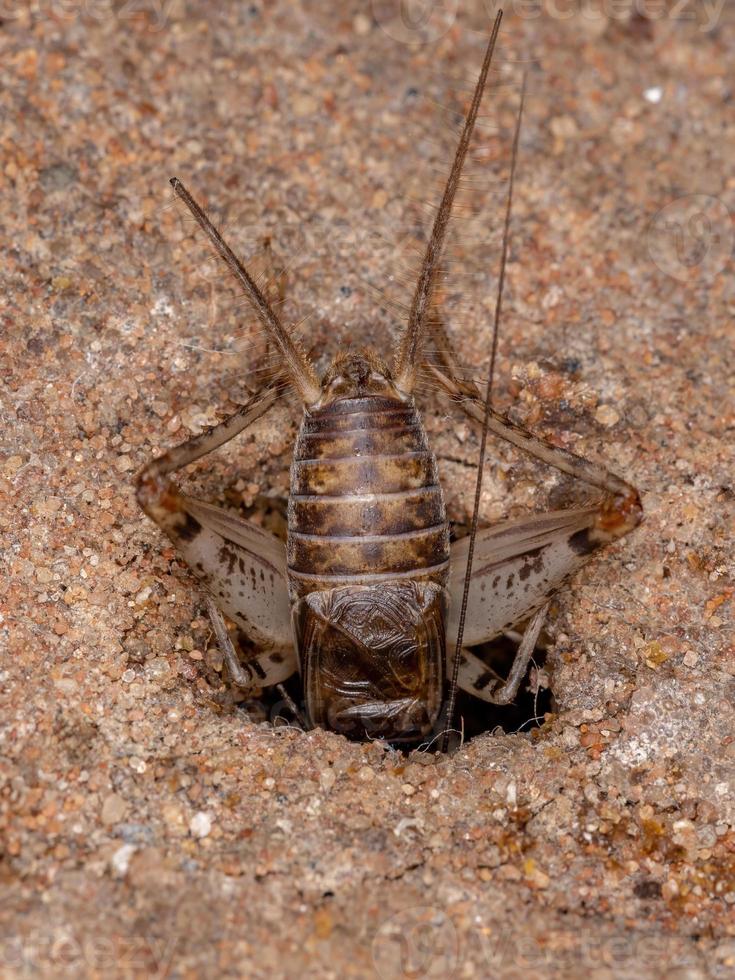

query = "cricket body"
[288,359,449,739]
[136,11,642,745]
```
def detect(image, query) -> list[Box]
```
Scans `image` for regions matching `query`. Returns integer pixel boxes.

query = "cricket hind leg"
[425,313,642,606]
[206,598,302,726]
[454,601,549,705]
[428,358,643,540]
[205,597,296,690]
[136,383,296,669]
[447,506,624,649]
[434,319,642,718]
[434,347,643,727]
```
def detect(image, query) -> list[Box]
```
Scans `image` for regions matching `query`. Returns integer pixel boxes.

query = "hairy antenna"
[393,9,503,393]
[169,177,321,405]
[442,72,527,754]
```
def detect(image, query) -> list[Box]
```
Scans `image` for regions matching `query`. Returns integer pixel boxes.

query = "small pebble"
[190,812,213,839]
[595,405,621,427]
[111,843,136,877]
[101,793,127,826]
[550,115,578,139]
[320,769,336,792]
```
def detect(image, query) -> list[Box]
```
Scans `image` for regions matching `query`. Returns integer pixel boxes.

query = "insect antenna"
[169,177,321,405]
[441,71,527,755]
[393,9,503,393]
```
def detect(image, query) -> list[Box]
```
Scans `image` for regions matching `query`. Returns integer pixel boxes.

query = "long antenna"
[393,9,503,394]
[442,72,527,754]
[169,177,321,405]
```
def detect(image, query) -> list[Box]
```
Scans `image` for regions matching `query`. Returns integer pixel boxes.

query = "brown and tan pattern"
[2,1,733,975]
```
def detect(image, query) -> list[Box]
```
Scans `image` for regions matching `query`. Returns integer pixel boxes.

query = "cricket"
[136,10,642,748]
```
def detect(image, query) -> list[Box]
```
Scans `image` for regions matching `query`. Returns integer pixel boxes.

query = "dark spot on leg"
[269,651,285,664]
[178,512,202,542]
[568,528,596,555]
[474,670,495,691]
[251,659,266,680]
[218,545,238,576]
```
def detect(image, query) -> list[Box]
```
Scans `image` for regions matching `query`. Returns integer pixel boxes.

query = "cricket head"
[314,349,405,407]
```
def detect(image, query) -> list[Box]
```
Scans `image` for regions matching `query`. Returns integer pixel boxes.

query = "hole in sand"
[450,632,553,744]
[220,629,552,752]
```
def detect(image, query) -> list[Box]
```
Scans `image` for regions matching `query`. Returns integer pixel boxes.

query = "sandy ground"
[1,1,734,977]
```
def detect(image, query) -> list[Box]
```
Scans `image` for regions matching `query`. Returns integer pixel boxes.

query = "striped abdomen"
[287,395,450,597]
[287,394,449,742]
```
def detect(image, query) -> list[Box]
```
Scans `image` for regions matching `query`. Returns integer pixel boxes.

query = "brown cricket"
[136,10,641,746]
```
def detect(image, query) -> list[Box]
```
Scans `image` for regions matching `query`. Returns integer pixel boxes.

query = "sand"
[1,1,733,977]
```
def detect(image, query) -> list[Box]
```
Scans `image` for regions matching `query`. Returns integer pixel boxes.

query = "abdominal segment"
[287,394,450,598]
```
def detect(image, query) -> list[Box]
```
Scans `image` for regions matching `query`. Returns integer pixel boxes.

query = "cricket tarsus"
[169,177,320,404]
[275,684,307,729]
[207,595,305,726]
[394,9,503,394]
[206,595,256,689]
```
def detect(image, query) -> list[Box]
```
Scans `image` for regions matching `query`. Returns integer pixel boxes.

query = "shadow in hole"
[233,632,553,752]
[450,633,553,744]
